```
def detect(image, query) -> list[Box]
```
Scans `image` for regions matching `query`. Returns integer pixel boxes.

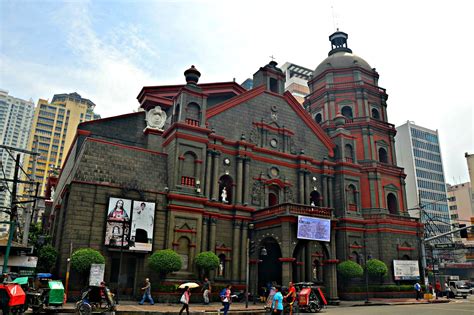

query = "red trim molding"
[174,228,197,234]
[215,246,232,252]
[349,245,363,249]
[397,245,416,251]
[323,259,339,264]
[278,257,296,262]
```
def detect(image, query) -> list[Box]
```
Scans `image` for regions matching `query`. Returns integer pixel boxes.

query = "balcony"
[253,203,333,220]
[362,213,419,224]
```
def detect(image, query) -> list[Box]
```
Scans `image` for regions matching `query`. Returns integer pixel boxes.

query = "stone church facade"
[49,32,422,302]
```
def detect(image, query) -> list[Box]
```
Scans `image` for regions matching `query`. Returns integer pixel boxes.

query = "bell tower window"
[341,106,353,119]
[378,147,388,163]
[269,78,278,93]
[372,108,380,120]
[315,113,322,124]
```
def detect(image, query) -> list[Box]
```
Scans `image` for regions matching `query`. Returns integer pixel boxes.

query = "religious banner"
[129,200,155,252]
[297,215,331,242]
[104,197,132,247]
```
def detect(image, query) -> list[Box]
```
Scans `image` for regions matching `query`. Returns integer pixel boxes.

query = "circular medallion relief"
[270,139,278,148]
[223,158,231,166]
[269,167,279,178]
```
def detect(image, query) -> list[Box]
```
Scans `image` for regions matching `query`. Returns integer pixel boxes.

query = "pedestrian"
[179,286,191,315]
[428,282,433,295]
[139,278,154,305]
[271,285,284,315]
[435,280,441,299]
[414,282,421,300]
[202,277,211,305]
[220,285,232,315]
[284,282,296,315]
[444,282,450,299]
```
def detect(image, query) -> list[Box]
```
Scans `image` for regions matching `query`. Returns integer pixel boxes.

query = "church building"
[49,31,422,303]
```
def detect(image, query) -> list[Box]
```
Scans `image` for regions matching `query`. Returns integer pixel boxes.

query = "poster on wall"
[104,198,132,247]
[297,215,331,242]
[393,260,420,280]
[89,264,105,286]
[129,200,155,252]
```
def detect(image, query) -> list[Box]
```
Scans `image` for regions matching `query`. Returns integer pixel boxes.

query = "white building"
[280,62,313,104]
[0,89,35,234]
[395,121,451,242]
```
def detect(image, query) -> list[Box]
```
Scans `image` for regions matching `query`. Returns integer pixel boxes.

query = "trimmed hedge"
[337,260,363,279]
[148,249,182,277]
[71,248,105,275]
[366,259,388,278]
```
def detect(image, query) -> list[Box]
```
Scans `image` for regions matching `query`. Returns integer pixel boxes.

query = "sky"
[0,0,473,183]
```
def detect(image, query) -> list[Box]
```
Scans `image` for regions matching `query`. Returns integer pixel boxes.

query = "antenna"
[331,0,339,32]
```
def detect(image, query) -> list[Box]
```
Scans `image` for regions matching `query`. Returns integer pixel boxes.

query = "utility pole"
[22,140,38,246]
[10,154,20,240]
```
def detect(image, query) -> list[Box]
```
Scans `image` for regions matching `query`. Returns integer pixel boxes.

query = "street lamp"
[359,253,372,304]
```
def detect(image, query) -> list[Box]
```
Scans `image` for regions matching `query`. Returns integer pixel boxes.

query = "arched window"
[177,237,191,271]
[310,191,321,206]
[181,152,197,186]
[173,104,181,123]
[347,184,358,211]
[387,193,398,214]
[185,102,200,126]
[351,251,360,264]
[315,113,322,124]
[219,175,233,204]
[378,147,388,163]
[341,106,353,119]
[344,144,354,163]
[268,185,280,207]
[372,108,380,120]
[402,254,410,260]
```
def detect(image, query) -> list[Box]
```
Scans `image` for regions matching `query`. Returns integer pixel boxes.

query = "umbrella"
[179,282,200,289]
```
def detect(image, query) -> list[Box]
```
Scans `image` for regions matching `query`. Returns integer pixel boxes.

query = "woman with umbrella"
[178,283,199,315]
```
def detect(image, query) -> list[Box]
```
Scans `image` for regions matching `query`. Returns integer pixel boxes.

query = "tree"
[337,260,363,280]
[148,249,182,278]
[366,259,388,282]
[194,251,219,277]
[71,248,105,276]
[36,245,58,273]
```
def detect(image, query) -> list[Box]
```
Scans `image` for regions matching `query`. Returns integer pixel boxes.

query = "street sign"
[434,243,455,249]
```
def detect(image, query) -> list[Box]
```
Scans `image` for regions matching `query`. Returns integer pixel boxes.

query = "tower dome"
[314,31,372,77]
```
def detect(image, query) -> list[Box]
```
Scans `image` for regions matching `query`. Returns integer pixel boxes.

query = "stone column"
[240,224,248,281]
[298,170,305,204]
[243,158,250,205]
[327,177,334,208]
[205,151,212,198]
[209,218,217,280]
[281,260,293,286]
[201,217,208,252]
[304,171,310,204]
[189,244,196,272]
[231,221,241,281]
[321,175,327,207]
[211,152,220,201]
[305,242,312,281]
[236,156,243,204]
[326,227,340,304]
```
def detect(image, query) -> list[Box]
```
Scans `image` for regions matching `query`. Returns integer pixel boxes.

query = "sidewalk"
[56,298,451,314]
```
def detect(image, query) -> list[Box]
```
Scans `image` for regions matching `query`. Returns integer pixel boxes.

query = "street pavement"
[24,295,473,314]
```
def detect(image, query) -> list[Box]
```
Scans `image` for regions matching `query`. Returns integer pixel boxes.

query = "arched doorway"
[292,241,327,283]
[258,237,282,289]
[310,191,321,206]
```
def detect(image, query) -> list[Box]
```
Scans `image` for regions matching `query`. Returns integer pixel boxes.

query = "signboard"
[89,264,105,286]
[393,260,420,280]
[0,256,38,268]
[434,243,455,249]
[104,197,155,252]
[297,215,331,242]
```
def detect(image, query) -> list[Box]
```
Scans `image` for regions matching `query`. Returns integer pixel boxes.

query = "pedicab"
[0,281,27,314]
[294,282,326,313]
[22,273,65,313]
[75,283,115,314]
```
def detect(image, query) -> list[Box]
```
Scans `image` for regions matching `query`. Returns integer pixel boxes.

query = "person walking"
[444,282,451,299]
[271,285,284,315]
[284,282,296,315]
[139,278,154,305]
[414,282,421,300]
[220,285,232,315]
[179,286,191,315]
[202,277,211,305]
[435,280,441,299]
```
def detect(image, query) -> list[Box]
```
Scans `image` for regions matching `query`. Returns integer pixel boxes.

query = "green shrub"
[366,259,388,279]
[337,260,363,280]
[71,248,105,275]
[148,249,182,277]
[195,251,219,276]
[36,245,58,273]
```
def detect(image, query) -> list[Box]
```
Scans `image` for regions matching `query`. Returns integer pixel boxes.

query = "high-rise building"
[395,121,451,241]
[0,89,35,233]
[447,182,473,242]
[280,62,313,104]
[24,92,99,196]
